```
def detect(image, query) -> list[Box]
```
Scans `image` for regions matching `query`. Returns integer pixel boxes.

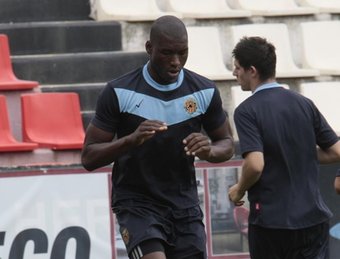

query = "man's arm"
[335,171,340,194]
[228,151,264,205]
[81,120,167,171]
[182,119,235,163]
[317,140,340,164]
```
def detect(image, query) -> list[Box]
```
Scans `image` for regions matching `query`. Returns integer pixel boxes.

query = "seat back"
[230,23,319,78]
[0,34,39,90]
[235,0,317,15]
[0,34,18,82]
[186,26,234,81]
[300,21,340,75]
[0,95,38,151]
[0,95,18,143]
[91,0,180,21]
[21,92,85,150]
[299,0,340,13]
[299,81,340,135]
[237,0,300,9]
[166,0,251,18]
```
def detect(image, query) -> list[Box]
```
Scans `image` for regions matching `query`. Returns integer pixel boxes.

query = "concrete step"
[0,21,122,55]
[12,51,148,84]
[0,0,91,23]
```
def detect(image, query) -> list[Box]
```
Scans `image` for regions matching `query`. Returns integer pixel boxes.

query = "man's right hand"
[131,120,167,146]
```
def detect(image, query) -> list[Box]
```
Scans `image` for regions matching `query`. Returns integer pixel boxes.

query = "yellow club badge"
[184,98,197,114]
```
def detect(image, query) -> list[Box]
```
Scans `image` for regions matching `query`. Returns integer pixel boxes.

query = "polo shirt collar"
[253,82,282,95]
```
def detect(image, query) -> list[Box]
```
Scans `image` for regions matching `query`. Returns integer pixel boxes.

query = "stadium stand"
[186,26,234,81]
[89,0,181,21]
[299,81,340,135]
[0,34,39,90]
[0,95,38,152]
[300,21,340,76]
[233,0,318,16]
[21,93,85,150]
[230,23,320,78]
[298,0,340,13]
[0,0,90,23]
[165,0,251,19]
[12,51,148,85]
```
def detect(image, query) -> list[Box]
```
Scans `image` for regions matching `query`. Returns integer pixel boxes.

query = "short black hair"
[232,36,276,81]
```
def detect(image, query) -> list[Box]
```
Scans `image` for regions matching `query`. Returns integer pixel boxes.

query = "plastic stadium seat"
[300,21,340,76]
[89,0,181,21]
[299,82,340,135]
[299,0,340,13]
[0,34,39,90]
[21,93,85,150]
[234,0,318,16]
[165,0,251,19]
[0,95,38,152]
[185,26,234,81]
[230,23,320,78]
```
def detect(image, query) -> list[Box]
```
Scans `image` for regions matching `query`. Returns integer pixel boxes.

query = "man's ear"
[145,41,152,55]
[250,66,258,77]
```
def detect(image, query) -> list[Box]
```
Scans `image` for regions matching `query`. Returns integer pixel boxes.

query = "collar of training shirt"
[253,82,282,95]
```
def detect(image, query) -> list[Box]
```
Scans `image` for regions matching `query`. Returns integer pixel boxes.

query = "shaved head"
[150,15,187,43]
[145,15,188,84]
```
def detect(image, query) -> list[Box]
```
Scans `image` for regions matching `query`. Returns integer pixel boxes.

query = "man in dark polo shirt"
[228,36,340,259]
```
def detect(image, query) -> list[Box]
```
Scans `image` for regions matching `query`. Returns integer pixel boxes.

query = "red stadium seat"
[21,92,85,150]
[0,34,39,91]
[0,95,38,152]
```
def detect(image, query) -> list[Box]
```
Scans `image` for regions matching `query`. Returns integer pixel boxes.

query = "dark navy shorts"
[113,199,206,259]
[248,221,330,259]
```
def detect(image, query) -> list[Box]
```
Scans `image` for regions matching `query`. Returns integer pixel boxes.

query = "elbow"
[336,186,340,195]
[336,189,340,195]
[225,147,235,161]
[335,179,340,195]
[81,151,97,172]
[221,138,236,162]
[81,158,96,172]
[226,139,236,160]
[81,149,111,171]
[208,145,235,163]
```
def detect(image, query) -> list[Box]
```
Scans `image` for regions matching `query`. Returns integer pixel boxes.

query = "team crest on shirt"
[121,228,130,245]
[184,98,197,114]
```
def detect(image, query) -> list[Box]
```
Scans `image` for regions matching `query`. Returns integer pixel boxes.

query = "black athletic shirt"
[92,63,226,209]
[234,83,338,229]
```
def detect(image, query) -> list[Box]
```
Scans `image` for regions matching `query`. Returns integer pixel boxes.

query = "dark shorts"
[113,199,206,259]
[248,221,330,259]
